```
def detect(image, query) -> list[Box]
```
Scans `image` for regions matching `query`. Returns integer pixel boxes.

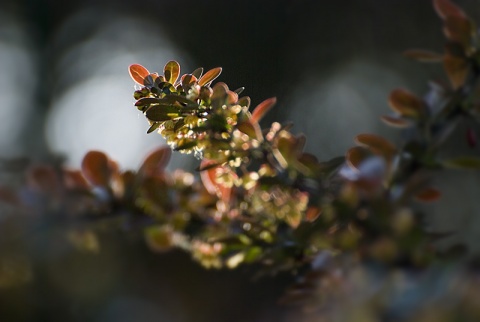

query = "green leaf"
[135,97,163,107]
[145,104,180,121]
[443,156,480,169]
[164,61,180,85]
[146,122,160,134]
[174,140,198,151]
[198,67,222,86]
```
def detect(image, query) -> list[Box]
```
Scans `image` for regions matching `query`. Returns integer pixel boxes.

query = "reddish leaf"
[198,67,222,86]
[305,206,321,222]
[346,146,371,171]
[444,54,469,89]
[355,134,397,159]
[199,159,232,203]
[63,169,90,190]
[129,64,150,85]
[164,61,180,85]
[388,89,426,118]
[250,97,277,123]
[443,15,474,47]
[415,187,441,202]
[81,151,112,187]
[27,166,60,194]
[380,115,412,128]
[181,74,198,88]
[433,0,466,20]
[139,146,172,176]
[403,49,444,62]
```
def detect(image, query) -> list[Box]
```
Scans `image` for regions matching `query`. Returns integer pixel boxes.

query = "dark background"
[0,0,480,321]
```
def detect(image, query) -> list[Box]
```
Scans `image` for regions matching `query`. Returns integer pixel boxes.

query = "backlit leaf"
[237,121,263,141]
[355,134,397,159]
[444,54,469,89]
[164,61,180,85]
[433,0,466,20]
[380,115,412,128]
[140,146,172,176]
[81,151,111,187]
[198,67,222,86]
[234,87,245,95]
[388,89,426,118]
[129,64,149,85]
[181,74,198,88]
[346,146,371,171]
[305,206,321,222]
[191,67,203,79]
[444,15,474,47]
[251,97,277,123]
[237,96,251,108]
[403,49,444,62]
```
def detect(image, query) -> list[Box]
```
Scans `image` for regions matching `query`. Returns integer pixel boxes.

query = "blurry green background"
[1,0,480,321]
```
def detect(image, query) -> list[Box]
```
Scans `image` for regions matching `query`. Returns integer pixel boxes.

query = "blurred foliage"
[3,0,480,320]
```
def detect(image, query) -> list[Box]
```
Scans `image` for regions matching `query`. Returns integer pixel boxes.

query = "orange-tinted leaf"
[433,0,466,20]
[129,64,150,85]
[388,89,426,118]
[140,146,172,176]
[346,146,371,171]
[81,151,112,187]
[63,169,90,190]
[181,74,198,88]
[198,67,222,86]
[164,61,180,85]
[380,115,412,128]
[27,166,60,194]
[443,15,474,47]
[403,49,444,62]
[251,97,277,123]
[199,159,232,203]
[444,54,469,89]
[415,187,441,202]
[355,134,397,159]
[305,206,321,222]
